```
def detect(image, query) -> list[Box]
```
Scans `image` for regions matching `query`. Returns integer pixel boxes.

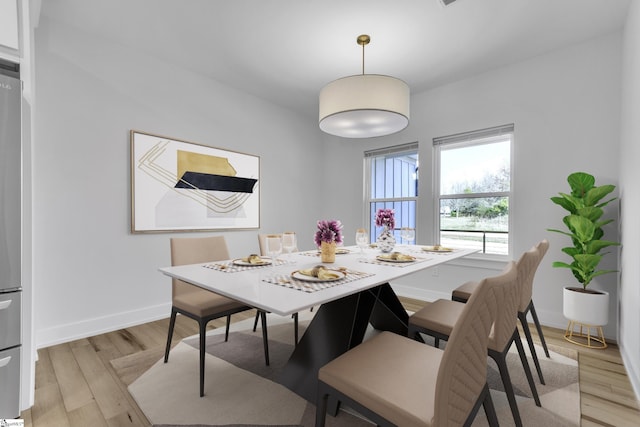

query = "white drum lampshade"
[318,34,410,139]
[319,74,410,138]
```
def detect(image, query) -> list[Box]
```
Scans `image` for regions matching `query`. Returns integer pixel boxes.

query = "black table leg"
[367,283,409,335]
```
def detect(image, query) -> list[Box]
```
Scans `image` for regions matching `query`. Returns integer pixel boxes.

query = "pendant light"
[319,35,410,139]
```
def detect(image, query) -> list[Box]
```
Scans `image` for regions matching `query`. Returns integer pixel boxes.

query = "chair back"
[258,233,279,256]
[170,236,230,299]
[518,239,549,312]
[434,261,517,425]
[488,246,540,351]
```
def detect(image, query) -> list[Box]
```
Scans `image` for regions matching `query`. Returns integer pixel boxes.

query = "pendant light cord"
[357,34,370,75]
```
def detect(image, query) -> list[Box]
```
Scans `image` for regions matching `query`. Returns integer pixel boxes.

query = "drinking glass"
[401,227,415,245]
[355,228,369,254]
[265,235,282,269]
[282,231,297,260]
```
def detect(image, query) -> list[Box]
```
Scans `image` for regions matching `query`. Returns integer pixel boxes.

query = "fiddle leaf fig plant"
[548,172,620,289]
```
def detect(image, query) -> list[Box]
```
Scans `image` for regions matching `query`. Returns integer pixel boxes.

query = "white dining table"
[159,245,477,404]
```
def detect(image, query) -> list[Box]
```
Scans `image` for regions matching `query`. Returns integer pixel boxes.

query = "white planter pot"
[563,286,609,326]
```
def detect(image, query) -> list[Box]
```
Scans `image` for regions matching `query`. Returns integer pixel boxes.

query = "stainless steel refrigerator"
[0,63,22,419]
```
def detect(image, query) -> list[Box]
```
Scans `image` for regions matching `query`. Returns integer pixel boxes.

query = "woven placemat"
[203,258,291,273]
[262,270,373,292]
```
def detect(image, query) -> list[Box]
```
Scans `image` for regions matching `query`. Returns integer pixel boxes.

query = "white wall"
[32,13,325,348]
[0,0,19,53]
[619,0,640,399]
[325,33,623,338]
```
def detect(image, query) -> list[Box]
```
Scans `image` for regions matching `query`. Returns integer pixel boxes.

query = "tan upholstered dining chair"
[408,246,542,427]
[163,235,270,397]
[451,239,550,384]
[315,261,517,427]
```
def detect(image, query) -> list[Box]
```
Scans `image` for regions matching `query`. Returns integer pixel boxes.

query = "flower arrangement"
[314,219,343,247]
[375,208,395,230]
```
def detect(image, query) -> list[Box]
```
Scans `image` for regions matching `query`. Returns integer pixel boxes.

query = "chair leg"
[482,385,499,427]
[407,325,422,343]
[315,384,328,427]
[164,308,177,363]
[199,320,207,397]
[293,312,299,347]
[260,310,270,366]
[225,314,231,342]
[252,311,259,332]
[518,311,546,385]
[513,329,541,407]
[463,383,495,427]
[490,349,523,427]
[529,302,551,358]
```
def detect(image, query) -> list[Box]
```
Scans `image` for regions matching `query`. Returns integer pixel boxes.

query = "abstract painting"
[130,131,260,232]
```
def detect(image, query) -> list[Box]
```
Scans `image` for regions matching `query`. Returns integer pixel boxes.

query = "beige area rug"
[127,311,579,427]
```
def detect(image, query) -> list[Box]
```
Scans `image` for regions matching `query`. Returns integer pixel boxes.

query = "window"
[434,125,513,256]
[364,143,419,244]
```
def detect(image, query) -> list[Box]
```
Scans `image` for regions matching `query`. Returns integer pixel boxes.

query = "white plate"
[233,258,272,266]
[421,246,453,253]
[291,270,346,282]
[315,248,350,255]
[376,255,416,263]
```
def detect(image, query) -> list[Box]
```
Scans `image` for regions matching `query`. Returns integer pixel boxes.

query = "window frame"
[364,143,419,244]
[433,125,514,259]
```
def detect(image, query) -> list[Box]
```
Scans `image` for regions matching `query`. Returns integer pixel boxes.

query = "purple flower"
[375,208,395,229]
[314,219,343,246]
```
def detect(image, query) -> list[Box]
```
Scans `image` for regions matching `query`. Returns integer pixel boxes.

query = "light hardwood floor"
[18,298,640,427]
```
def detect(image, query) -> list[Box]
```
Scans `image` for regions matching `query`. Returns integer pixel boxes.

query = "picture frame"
[130,130,260,233]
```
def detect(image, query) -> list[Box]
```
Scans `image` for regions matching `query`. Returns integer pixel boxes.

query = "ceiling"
[41,0,630,119]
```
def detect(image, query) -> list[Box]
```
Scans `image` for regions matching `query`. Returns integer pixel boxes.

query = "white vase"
[563,286,609,326]
[376,226,396,253]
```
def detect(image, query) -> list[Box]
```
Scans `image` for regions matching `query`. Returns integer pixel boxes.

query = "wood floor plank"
[104,330,144,357]
[21,408,33,427]
[580,363,638,399]
[30,382,71,427]
[110,346,165,386]
[147,320,175,345]
[581,392,640,427]
[106,409,148,427]
[581,418,608,427]
[47,343,94,412]
[581,363,633,390]
[67,401,108,427]
[125,323,166,350]
[70,339,139,421]
[87,333,125,363]
[580,354,627,376]
[34,348,57,389]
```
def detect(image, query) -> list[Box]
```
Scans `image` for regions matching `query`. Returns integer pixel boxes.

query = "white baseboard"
[620,345,640,403]
[36,302,172,349]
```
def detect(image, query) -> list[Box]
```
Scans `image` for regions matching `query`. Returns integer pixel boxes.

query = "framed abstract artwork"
[130,130,260,233]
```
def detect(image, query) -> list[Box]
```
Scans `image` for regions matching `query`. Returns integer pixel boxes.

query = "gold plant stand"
[564,320,607,349]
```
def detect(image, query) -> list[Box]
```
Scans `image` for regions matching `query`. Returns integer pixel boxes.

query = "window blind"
[433,124,514,146]
[364,142,419,158]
